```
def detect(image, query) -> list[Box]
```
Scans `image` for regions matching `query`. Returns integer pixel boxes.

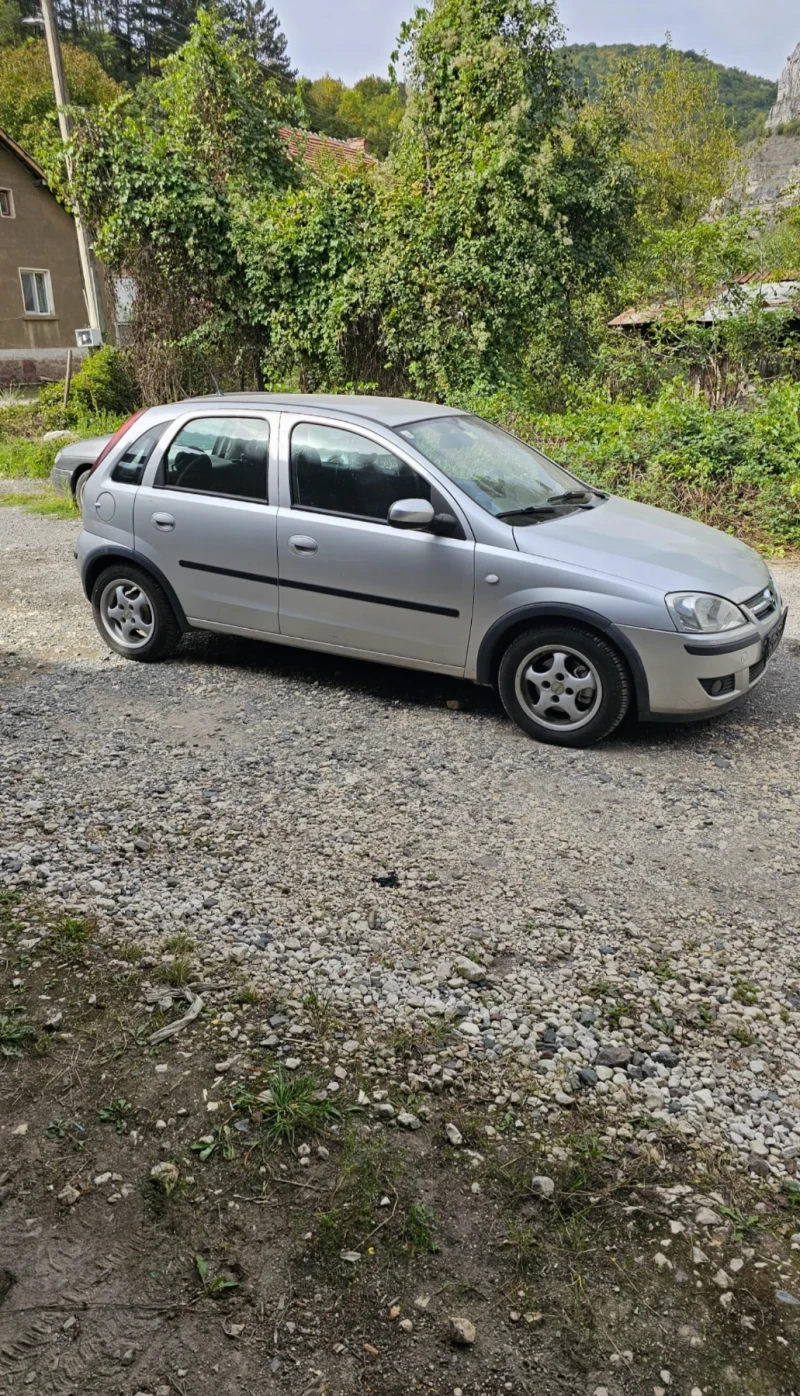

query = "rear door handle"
[288,534,318,555]
[151,512,175,532]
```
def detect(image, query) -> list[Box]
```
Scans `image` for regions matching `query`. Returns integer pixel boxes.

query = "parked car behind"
[74,393,787,746]
[51,434,111,509]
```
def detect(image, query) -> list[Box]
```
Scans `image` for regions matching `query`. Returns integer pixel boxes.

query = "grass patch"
[161,932,195,955]
[98,1097,132,1133]
[0,1012,36,1060]
[0,489,77,519]
[50,914,93,957]
[155,957,193,988]
[237,1067,339,1144]
[0,438,62,479]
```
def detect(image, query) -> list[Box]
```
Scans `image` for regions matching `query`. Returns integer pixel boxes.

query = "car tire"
[74,468,90,511]
[91,564,180,663]
[497,625,631,747]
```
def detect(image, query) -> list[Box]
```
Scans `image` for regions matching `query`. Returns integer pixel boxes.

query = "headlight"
[666,592,748,633]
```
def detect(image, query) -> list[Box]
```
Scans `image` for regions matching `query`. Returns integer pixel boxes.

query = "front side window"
[20,269,52,316]
[291,422,430,522]
[0,188,14,218]
[111,423,166,486]
[396,415,583,518]
[162,417,269,501]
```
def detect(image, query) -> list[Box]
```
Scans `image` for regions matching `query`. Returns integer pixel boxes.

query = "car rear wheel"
[74,467,90,511]
[498,625,631,747]
[91,564,180,662]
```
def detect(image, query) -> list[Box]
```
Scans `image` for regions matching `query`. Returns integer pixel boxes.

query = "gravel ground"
[2,506,800,1181]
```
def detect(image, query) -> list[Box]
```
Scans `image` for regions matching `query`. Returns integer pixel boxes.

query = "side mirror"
[388,498,435,529]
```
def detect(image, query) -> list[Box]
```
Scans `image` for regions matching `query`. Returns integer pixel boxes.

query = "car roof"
[171,393,465,429]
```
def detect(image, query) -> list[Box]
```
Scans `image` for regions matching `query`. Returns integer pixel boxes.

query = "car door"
[134,410,280,635]
[276,415,475,670]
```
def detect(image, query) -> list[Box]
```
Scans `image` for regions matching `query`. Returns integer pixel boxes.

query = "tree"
[618,43,741,227]
[238,0,637,398]
[51,8,298,398]
[220,0,295,90]
[0,38,120,149]
[300,73,406,157]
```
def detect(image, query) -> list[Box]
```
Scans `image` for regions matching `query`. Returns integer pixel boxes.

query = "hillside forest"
[1,0,799,551]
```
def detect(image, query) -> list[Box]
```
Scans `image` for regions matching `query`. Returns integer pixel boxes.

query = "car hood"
[513,495,770,604]
[56,434,111,464]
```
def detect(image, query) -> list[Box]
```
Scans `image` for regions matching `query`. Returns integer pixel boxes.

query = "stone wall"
[0,347,87,387]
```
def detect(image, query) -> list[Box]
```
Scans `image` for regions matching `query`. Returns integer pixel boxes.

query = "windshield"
[395,415,584,518]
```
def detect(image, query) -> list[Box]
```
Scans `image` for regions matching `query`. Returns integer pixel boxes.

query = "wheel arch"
[82,547,191,633]
[475,604,650,717]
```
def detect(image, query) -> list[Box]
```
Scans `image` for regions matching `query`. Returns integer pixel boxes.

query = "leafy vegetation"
[1,4,799,551]
[562,42,777,139]
[299,74,406,158]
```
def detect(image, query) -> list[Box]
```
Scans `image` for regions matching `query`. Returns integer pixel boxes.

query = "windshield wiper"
[495,504,557,520]
[547,489,594,504]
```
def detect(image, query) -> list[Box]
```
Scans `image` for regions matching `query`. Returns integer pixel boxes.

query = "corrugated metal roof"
[609,275,800,328]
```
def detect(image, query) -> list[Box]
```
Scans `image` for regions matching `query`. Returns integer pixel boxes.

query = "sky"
[281,0,799,86]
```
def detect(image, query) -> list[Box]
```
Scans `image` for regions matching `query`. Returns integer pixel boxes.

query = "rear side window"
[161,416,269,502]
[111,424,166,485]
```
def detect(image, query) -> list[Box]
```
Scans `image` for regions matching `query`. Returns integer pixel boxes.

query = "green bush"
[476,380,800,551]
[0,437,61,479]
[40,346,138,421]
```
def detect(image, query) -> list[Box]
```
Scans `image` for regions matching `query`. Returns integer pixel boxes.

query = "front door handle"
[288,534,318,555]
[151,512,175,532]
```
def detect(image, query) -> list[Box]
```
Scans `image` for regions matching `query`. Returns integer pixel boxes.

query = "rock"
[775,1289,800,1306]
[654,1253,673,1270]
[414,1294,431,1310]
[748,1154,770,1177]
[150,1161,179,1195]
[530,1176,555,1200]
[691,1247,709,1265]
[445,1123,463,1146]
[448,1316,476,1346]
[653,1048,679,1068]
[596,1045,632,1068]
[41,429,77,442]
[454,958,485,983]
[768,42,800,130]
[340,1251,361,1264]
[554,1091,574,1107]
[43,1011,63,1031]
[713,1269,731,1290]
[373,1103,395,1120]
[284,1057,301,1070]
[58,1183,80,1205]
[397,1111,421,1130]
[577,1067,598,1088]
[399,1318,413,1333]
[729,1257,745,1273]
[695,1207,723,1226]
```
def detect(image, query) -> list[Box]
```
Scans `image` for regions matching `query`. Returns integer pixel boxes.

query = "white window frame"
[0,187,14,218]
[20,268,54,317]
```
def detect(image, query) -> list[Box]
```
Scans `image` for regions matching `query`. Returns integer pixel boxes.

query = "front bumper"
[50,459,74,497]
[616,608,788,719]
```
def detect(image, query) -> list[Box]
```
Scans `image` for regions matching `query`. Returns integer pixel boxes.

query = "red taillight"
[88,407,148,479]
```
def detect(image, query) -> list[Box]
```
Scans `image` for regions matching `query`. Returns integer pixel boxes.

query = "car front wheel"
[497,625,631,747]
[91,564,180,662]
[74,468,90,511]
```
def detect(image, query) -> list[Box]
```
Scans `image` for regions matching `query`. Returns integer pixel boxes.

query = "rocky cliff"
[767,42,800,130]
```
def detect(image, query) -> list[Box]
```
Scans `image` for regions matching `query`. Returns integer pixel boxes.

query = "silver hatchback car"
[76,393,787,747]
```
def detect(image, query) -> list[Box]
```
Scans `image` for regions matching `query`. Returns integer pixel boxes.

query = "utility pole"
[36,0,104,336]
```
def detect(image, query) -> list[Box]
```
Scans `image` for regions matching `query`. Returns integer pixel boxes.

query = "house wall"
[0,144,89,384]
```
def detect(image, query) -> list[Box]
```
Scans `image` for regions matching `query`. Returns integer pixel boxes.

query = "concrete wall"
[0,143,88,384]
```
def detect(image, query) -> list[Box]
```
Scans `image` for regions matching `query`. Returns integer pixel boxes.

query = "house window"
[0,188,14,218]
[20,269,53,316]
